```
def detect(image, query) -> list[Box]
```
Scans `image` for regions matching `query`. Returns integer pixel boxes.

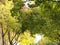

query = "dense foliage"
[0,0,60,45]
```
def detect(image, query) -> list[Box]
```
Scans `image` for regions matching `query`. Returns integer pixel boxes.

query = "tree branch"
[10,32,17,42]
[3,30,8,36]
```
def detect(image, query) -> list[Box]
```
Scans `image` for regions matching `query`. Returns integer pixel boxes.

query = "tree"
[11,0,60,45]
[0,0,20,45]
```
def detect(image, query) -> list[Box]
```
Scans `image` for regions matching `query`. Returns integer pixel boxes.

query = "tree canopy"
[0,0,60,45]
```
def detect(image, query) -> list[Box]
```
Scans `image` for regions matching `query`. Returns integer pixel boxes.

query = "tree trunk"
[8,30,13,45]
[10,41,13,45]
[58,33,60,45]
[0,23,4,45]
[2,29,4,45]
